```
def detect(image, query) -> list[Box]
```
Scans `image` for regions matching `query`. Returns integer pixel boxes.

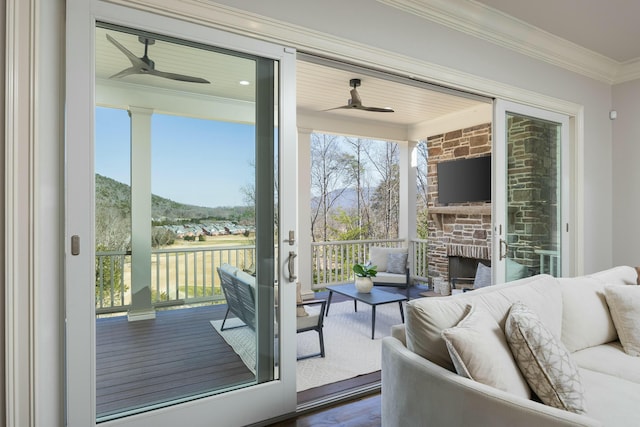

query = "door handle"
[287,251,297,283]
[499,239,508,260]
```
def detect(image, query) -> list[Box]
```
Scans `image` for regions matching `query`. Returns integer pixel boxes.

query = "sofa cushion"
[369,246,407,272]
[441,304,531,399]
[604,284,640,356]
[572,342,640,384]
[405,274,562,371]
[505,302,587,414]
[580,367,640,426]
[558,276,617,353]
[588,265,638,286]
[387,252,408,274]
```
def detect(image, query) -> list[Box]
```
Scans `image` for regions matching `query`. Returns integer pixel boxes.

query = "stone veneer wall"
[506,116,559,271]
[427,123,492,282]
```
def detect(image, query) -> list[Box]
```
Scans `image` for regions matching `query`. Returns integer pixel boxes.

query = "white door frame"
[65,1,298,426]
[493,100,571,283]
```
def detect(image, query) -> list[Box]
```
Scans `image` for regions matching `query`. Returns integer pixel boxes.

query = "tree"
[310,133,352,242]
[366,141,400,239]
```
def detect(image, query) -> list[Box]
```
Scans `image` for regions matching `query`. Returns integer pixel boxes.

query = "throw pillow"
[387,252,408,274]
[473,262,491,289]
[505,302,587,414]
[604,284,640,356]
[441,304,531,399]
[506,258,529,282]
[296,282,309,317]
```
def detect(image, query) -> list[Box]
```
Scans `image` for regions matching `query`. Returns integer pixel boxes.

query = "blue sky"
[95,107,256,207]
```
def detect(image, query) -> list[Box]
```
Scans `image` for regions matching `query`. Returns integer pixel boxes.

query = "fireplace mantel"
[429,205,491,229]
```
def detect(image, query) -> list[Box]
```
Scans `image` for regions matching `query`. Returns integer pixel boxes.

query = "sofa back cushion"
[405,274,562,371]
[369,246,407,272]
[559,276,617,352]
[588,265,637,286]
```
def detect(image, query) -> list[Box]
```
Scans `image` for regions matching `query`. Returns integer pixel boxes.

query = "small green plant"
[353,262,377,278]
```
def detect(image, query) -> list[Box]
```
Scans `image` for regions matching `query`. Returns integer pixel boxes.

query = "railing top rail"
[96,244,256,256]
[410,238,429,243]
[151,245,255,254]
[311,238,405,247]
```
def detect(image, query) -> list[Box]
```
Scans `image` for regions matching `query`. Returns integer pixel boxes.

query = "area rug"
[210,299,405,391]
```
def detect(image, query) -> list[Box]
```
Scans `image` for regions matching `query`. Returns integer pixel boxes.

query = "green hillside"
[95,174,252,222]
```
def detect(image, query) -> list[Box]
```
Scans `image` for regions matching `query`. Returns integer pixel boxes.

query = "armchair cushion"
[387,252,408,274]
[296,282,309,317]
[369,246,408,272]
[473,262,492,289]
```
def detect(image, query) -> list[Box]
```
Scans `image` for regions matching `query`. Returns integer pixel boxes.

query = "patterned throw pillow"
[505,302,587,414]
[386,252,408,274]
[441,304,531,398]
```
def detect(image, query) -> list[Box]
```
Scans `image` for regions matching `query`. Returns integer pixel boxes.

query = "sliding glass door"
[66,2,298,426]
[493,100,570,283]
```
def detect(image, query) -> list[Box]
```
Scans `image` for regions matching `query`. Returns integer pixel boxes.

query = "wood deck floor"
[96,285,425,419]
[96,304,255,418]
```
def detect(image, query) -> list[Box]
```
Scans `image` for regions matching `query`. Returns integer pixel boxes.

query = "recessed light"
[239,80,250,86]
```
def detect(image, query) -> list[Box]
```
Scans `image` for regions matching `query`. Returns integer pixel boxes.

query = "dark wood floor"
[266,393,382,427]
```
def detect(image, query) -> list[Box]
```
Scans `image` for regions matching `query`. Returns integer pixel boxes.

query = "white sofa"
[382,266,640,427]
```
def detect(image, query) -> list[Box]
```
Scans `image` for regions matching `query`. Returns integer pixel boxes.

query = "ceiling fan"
[106,34,210,84]
[326,78,394,112]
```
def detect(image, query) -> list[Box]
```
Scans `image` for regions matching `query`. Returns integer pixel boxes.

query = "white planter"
[354,276,374,293]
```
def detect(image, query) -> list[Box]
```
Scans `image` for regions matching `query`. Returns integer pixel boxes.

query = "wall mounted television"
[437,155,492,204]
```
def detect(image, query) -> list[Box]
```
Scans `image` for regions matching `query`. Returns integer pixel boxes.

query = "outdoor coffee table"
[325,283,407,339]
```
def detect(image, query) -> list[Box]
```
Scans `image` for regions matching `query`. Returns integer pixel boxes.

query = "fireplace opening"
[448,255,490,289]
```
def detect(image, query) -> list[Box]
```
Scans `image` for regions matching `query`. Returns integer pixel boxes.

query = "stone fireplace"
[426,123,492,283]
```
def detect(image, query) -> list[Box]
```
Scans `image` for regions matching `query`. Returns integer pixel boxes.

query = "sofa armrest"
[381,337,601,427]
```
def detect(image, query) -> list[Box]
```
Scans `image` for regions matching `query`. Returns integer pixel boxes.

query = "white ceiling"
[476,0,640,63]
[96,3,639,132]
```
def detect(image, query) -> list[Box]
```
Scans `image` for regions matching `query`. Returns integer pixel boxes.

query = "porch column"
[297,128,314,299]
[399,140,418,243]
[128,106,155,321]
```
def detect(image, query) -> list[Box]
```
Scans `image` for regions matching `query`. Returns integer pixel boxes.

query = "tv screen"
[437,156,491,204]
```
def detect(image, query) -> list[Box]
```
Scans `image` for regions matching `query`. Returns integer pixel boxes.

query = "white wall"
[213,0,614,272]
[612,79,640,266]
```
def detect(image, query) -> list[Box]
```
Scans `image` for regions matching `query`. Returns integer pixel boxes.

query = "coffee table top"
[326,283,407,305]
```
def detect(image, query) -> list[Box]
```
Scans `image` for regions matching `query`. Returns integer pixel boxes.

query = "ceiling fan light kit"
[326,78,394,113]
[106,34,210,84]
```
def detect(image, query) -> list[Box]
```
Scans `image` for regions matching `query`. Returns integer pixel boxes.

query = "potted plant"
[353,262,377,293]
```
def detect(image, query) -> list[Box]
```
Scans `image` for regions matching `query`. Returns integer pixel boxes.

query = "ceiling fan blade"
[106,34,145,67]
[361,106,395,112]
[109,67,140,79]
[106,33,210,84]
[149,69,210,84]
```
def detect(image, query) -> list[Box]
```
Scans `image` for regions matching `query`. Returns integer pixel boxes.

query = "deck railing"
[310,238,430,288]
[95,245,255,314]
[97,239,431,314]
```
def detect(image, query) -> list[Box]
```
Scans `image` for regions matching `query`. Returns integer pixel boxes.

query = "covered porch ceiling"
[95,25,492,142]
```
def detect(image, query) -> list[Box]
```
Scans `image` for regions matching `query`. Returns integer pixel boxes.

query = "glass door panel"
[66,3,296,424]
[94,23,277,420]
[494,101,569,282]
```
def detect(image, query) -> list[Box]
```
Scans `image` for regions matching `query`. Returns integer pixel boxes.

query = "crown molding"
[379,0,639,85]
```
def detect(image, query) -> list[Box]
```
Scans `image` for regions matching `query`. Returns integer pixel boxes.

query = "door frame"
[493,99,572,283]
[65,1,298,425]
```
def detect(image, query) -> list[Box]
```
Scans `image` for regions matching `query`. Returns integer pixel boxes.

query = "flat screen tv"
[437,155,491,204]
